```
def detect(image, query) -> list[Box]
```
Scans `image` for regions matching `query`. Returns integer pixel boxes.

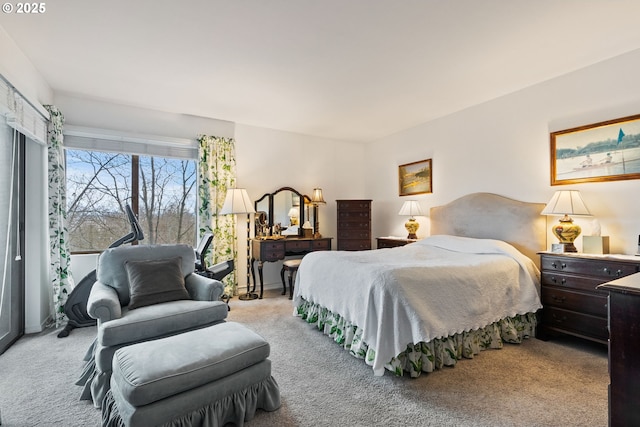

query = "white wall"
[367,48,640,255]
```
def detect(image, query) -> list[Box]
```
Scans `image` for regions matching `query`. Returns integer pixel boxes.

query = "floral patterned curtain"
[197,135,237,296]
[45,105,74,327]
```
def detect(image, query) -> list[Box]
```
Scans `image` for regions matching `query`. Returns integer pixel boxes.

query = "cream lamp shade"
[219,188,255,215]
[311,188,326,205]
[398,200,424,239]
[541,190,592,252]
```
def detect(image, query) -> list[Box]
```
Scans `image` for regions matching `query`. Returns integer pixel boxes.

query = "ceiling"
[2,0,640,142]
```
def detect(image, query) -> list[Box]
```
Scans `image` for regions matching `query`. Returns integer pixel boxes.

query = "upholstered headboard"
[430,193,547,265]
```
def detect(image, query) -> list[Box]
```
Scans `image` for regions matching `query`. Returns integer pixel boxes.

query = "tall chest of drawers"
[336,200,372,251]
[537,252,640,344]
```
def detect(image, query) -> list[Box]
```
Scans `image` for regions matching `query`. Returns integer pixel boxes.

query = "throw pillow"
[125,256,190,309]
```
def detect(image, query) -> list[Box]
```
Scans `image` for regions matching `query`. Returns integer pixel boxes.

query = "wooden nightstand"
[537,252,640,344]
[376,237,417,249]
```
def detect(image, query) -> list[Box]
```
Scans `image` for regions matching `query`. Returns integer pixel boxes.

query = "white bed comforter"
[293,235,542,375]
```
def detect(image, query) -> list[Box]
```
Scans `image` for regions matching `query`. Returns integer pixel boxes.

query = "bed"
[292,193,547,377]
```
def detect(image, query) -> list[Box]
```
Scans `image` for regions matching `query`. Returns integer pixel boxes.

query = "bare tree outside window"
[66,149,197,252]
[139,156,196,245]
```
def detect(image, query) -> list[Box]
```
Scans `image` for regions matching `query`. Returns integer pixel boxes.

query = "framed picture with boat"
[550,114,640,185]
[398,158,432,196]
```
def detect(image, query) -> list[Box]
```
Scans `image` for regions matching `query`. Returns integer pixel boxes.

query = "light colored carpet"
[0,289,608,426]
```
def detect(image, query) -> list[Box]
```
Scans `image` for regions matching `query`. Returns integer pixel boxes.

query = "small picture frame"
[551,243,568,253]
[550,114,640,185]
[398,159,432,196]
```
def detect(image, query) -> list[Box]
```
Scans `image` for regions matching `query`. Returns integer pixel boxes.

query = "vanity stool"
[101,322,281,427]
[280,258,302,299]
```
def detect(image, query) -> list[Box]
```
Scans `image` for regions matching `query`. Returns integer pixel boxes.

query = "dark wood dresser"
[537,252,640,344]
[336,200,371,250]
[376,237,416,249]
[598,272,640,427]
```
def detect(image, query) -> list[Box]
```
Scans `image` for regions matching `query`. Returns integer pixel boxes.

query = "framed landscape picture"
[550,114,640,185]
[398,158,432,196]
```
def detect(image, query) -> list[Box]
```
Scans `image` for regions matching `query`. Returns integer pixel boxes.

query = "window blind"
[63,125,198,160]
[0,74,49,145]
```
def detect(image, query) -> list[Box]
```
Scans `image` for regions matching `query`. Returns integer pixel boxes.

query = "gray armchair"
[81,244,228,408]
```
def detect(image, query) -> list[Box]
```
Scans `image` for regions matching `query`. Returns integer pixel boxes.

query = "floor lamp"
[219,188,257,300]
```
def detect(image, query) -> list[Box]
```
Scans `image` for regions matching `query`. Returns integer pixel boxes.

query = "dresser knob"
[551,295,566,303]
[603,267,622,276]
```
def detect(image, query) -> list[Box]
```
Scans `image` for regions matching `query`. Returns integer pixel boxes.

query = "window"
[65,149,197,253]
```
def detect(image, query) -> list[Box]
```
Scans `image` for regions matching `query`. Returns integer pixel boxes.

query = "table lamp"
[541,190,592,253]
[398,200,424,239]
[311,188,326,238]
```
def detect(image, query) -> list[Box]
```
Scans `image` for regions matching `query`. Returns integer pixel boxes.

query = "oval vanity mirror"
[254,187,309,238]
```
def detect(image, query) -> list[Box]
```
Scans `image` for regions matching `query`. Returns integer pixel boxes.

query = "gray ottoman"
[101,322,281,427]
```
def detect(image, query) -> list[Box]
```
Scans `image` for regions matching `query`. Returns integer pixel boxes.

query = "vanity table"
[250,237,332,298]
[250,186,332,299]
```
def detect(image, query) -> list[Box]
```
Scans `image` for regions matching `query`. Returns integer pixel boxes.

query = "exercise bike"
[57,204,143,338]
[194,232,234,310]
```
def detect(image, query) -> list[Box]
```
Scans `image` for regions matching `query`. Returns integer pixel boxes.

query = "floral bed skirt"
[295,299,537,378]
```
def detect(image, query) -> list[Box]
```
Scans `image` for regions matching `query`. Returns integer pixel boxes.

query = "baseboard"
[25,315,52,334]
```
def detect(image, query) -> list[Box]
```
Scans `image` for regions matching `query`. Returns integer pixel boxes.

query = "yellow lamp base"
[405,218,419,240]
[551,215,581,253]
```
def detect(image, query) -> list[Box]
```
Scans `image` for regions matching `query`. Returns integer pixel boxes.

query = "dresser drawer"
[541,271,607,294]
[285,240,312,252]
[541,286,608,317]
[253,240,286,261]
[337,211,371,221]
[336,200,371,211]
[337,221,370,231]
[261,249,285,262]
[258,241,285,251]
[312,239,331,250]
[541,256,640,280]
[377,238,413,249]
[541,307,608,341]
[338,240,371,251]
[337,229,371,239]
